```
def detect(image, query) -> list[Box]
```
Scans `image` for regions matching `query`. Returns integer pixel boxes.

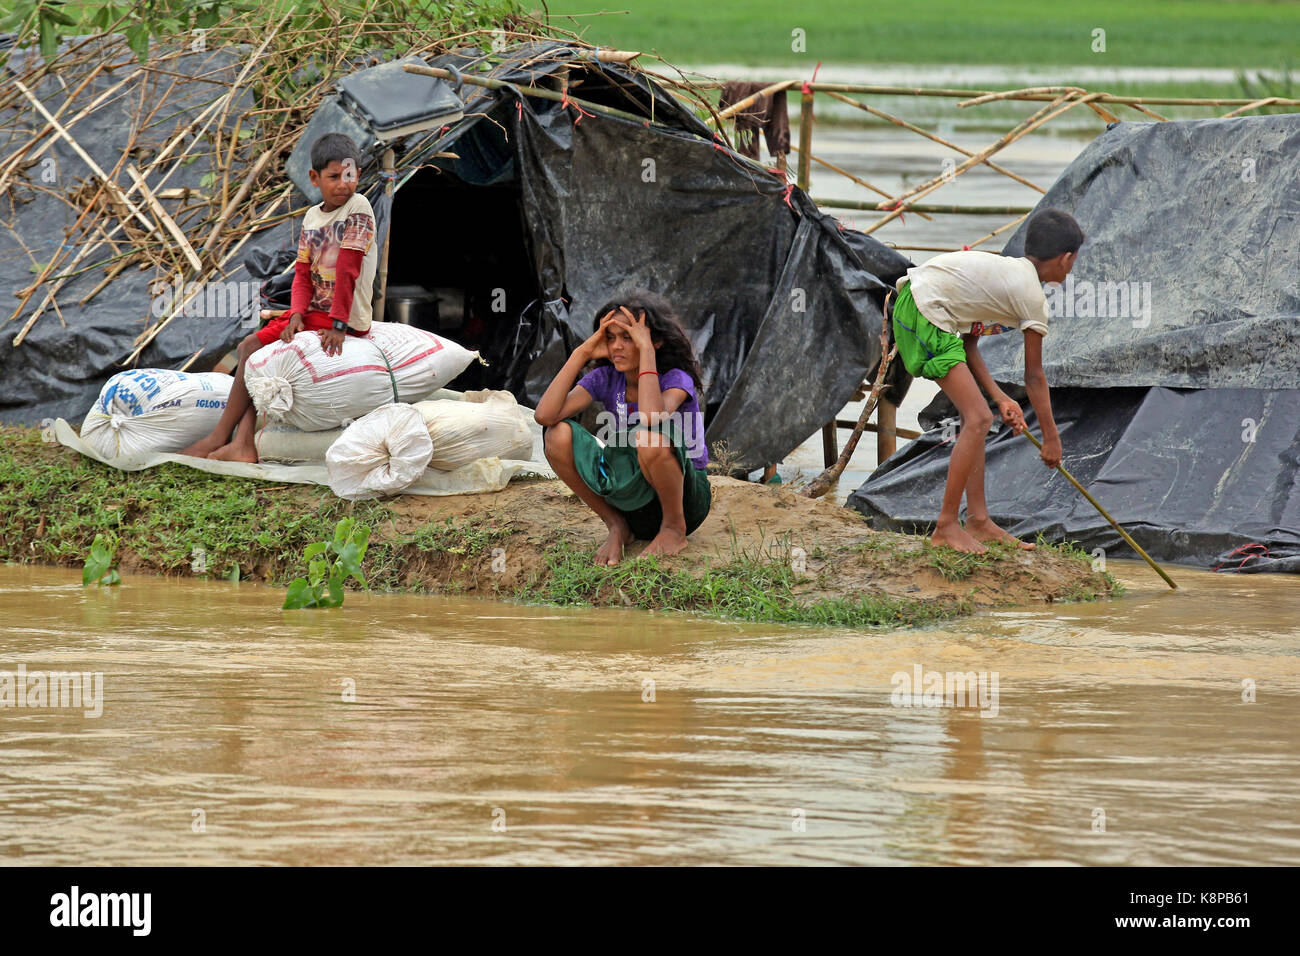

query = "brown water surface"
[1,561,1297,865]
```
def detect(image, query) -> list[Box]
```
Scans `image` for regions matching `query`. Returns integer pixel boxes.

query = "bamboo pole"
[1021,431,1177,590]
[802,299,898,499]
[12,80,161,239]
[863,92,1094,235]
[792,147,933,218]
[198,147,276,257]
[715,80,798,120]
[125,164,204,273]
[822,90,1046,194]
[124,185,292,366]
[374,147,396,323]
[401,62,658,125]
[815,198,1036,215]
[662,76,1300,109]
[1221,97,1281,118]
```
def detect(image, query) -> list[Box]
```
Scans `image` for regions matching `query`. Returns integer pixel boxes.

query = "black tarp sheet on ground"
[0,40,264,425]
[2,39,913,475]
[849,114,1300,573]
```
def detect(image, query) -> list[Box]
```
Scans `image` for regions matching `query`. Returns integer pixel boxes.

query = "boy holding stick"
[891,208,1084,553]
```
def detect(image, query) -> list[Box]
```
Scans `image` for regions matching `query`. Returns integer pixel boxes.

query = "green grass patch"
[543,1,1299,71]
[521,541,968,627]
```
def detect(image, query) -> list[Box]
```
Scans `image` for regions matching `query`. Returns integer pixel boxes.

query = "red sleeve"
[289,260,313,317]
[328,247,365,323]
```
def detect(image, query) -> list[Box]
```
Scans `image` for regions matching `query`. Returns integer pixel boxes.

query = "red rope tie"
[515,101,522,121]
[560,89,594,125]
[781,182,795,207]
[882,199,906,225]
[962,244,971,250]
[800,61,823,96]
[1213,543,1270,572]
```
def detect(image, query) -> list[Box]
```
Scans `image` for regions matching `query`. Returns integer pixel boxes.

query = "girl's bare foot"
[595,518,634,566]
[208,441,258,464]
[179,434,225,458]
[642,525,688,557]
[966,517,1035,550]
[930,519,988,554]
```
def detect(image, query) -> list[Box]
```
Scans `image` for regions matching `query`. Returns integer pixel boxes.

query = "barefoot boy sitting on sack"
[181,132,377,462]
[890,208,1083,554]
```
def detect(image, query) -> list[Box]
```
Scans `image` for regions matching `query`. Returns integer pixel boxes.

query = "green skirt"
[565,417,712,540]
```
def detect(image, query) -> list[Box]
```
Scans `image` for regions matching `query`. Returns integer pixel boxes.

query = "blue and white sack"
[79,369,232,458]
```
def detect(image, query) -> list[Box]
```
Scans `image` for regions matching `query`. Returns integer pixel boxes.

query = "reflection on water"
[2,560,1297,865]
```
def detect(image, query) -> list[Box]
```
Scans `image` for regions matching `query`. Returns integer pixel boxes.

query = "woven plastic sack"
[324,403,433,500]
[414,391,536,470]
[79,369,232,458]
[245,322,480,432]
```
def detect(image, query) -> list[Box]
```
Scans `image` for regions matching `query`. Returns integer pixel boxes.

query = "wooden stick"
[198,147,275,256]
[12,80,160,239]
[958,86,1084,108]
[823,90,1046,194]
[1221,96,1280,118]
[863,92,1091,235]
[402,62,658,125]
[792,147,933,218]
[125,184,291,365]
[816,198,1036,215]
[1125,101,1168,121]
[966,213,1030,250]
[125,164,204,272]
[1021,430,1177,589]
[715,80,797,120]
[374,147,396,323]
[801,295,897,499]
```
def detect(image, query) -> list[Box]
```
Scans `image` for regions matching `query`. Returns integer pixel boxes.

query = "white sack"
[324,403,433,500]
[414,392,535,471]
[245,322,480,432]
[79,369,232,458]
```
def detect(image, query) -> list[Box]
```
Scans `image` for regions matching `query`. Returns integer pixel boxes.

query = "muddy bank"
[0,427,1115,626]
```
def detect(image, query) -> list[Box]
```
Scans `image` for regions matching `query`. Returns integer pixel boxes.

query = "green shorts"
[892,281,968,381]
[565,417,712,540]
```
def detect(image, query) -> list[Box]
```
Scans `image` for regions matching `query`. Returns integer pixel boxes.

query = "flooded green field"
[2,559,1297,865]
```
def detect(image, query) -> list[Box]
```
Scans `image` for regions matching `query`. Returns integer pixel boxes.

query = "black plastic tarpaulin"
[981,113,1300,391]
[851,386,1300,572]
[4,39,912,476]
[0,40,261,425]
[850,114,1300,573]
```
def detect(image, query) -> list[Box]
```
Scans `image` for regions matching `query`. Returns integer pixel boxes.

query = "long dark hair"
[590,290,704,392]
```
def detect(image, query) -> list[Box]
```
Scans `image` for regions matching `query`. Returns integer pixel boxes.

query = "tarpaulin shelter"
[2,36,912,474]
[849,114,1300,573]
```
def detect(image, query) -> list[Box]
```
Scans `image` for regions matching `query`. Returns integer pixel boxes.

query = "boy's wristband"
[331,319,347,332]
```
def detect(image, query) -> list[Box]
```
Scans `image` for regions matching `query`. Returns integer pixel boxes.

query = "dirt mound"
[386,476,1114,609]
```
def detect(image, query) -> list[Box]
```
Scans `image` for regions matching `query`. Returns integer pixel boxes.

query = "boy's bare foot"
[930,520,988,554]
[642,526,688,558]
[208,441,258,464]
[966,517,1035,550]
[179,435,225,458]
[595,519,634,567]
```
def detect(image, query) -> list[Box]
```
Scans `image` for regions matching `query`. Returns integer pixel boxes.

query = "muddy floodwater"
[2,559,1297,866]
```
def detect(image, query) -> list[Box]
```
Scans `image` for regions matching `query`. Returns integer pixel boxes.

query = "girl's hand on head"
[611,306,655,354]
[578,312,615,361]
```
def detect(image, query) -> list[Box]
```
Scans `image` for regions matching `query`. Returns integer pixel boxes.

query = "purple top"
[576,364,709,469]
